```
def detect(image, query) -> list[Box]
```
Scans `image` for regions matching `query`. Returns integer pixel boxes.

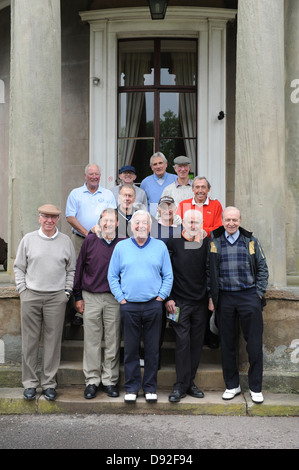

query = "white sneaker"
[222,385,241,400]
[144,392,157,403]
[124,393,138,403]
[250,390,264,403]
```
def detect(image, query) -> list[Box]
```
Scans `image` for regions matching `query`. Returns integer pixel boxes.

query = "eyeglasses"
[39,214,59,220]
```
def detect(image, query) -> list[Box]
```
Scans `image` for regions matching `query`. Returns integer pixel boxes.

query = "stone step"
[57,361,225,390]
[1,388,299,417]
[60,340,222,364]
[63,322,180,342]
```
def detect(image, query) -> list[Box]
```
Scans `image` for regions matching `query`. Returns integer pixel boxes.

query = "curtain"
[119,53,151,167]
[172,52,197,171]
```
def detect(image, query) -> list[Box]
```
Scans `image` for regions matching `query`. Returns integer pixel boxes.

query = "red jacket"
[176,198,223,237]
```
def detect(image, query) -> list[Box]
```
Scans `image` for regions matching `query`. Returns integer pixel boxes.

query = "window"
[118,39,197,181]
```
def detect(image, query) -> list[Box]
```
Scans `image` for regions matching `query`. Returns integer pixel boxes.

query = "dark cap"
[119,165,136,174]
[158,196,176,206]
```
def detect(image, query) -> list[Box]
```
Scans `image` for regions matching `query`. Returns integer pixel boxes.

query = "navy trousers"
[120,299,162,393]
[217,289,264,392]
[171,299,208,393]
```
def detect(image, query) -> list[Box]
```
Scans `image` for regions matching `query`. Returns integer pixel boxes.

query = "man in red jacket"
[176,176,223,238]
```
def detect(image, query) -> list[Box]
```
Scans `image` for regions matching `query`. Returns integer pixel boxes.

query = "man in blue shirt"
[140,152,177,217]
[108,210,173,404]
[66,163,116,326]
[66,163,116,257]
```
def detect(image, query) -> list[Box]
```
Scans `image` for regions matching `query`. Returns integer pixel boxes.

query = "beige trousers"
[82,290,121,387]
[20,289,68,390]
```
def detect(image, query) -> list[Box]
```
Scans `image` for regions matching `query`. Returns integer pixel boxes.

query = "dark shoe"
[187,384,204,398]
[72,315,83,326]
[42,388,57,401]
[102,384,119,397]
[84,384,98,399]
[23,388,36,400]
[168,389,186,403]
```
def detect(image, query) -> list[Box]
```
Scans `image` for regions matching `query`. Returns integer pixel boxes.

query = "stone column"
[8,0,62,269]
[285,0,299,284]
[235,0,286,287]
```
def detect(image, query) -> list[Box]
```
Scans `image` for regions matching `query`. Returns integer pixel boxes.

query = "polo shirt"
[65,183,117,233]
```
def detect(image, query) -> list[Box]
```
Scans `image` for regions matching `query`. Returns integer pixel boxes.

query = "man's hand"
[75,300,84,314]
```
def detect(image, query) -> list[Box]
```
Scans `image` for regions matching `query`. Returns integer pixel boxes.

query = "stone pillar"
[285,0,299,285]
[235,0,286,287]
[8,0,62,269]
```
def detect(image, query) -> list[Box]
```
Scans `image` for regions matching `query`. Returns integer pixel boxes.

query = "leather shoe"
[222,385,241,400]
[187,384,204,398]
[23,388,36,400]
[168,389,186,403]
[84,384,98,399]
[42,388,57,401]
[102,385,119,397]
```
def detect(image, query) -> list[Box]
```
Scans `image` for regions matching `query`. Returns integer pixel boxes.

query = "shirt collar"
[225,229,240,243]
[39,227,59,239]
[83,182,102,194]
[175,178,192,188]
[191,196,210,207]
[153,173,165,183]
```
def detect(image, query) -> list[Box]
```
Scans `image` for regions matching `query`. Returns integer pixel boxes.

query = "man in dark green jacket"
[207,207,268,404]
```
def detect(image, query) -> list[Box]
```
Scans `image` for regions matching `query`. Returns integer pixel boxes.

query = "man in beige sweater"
[14,204,76,401]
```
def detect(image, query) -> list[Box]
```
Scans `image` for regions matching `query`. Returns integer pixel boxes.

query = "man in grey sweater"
[14,204,76,401]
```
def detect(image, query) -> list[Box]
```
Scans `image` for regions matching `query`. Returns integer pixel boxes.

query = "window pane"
[161,40,197,86]
[119,92,154,138]
[160,92,196,138]
[118,139,155,182]
[160,138,196,170]
[119,40,154,86]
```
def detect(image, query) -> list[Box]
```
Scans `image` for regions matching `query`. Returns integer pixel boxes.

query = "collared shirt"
[65,182,117,233]
[191,196,210,207]
[225,229,240,244]
[140,172,177,216]
[175,178,193,188]
[38,227,59,240]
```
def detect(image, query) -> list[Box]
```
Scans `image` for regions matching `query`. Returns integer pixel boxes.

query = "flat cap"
[173,156,191,165]
[38,204,61,215]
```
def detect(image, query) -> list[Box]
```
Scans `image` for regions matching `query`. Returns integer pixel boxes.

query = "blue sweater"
[140,173,177,216]
[108,236,173,303]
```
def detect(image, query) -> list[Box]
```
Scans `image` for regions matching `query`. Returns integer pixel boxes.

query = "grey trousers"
[82,290,121,387]
[20,289,68,390]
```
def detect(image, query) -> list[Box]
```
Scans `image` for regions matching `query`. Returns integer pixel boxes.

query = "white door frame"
[80,6,236,206]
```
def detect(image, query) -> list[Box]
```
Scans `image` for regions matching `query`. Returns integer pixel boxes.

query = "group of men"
[13,152,268,406]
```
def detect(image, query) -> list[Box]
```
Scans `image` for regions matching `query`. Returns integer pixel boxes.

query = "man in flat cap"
[14,204,76,401]
[111,165,148,209]
[160,156,193,207]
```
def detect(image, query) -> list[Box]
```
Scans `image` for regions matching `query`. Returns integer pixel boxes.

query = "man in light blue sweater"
[108,210,173,403]
[140,152,177,217]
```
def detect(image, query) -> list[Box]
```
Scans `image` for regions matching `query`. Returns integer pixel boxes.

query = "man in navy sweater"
[73,208,122,400]
[166,210,209,402]
[108,210,173,403]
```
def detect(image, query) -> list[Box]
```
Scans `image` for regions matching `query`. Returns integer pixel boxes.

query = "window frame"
[80,6,237,205]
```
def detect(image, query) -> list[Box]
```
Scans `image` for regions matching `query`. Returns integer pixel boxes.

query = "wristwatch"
[65,289,72,299]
